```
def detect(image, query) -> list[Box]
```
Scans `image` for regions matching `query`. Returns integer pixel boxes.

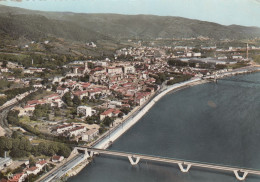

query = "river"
[68,72,260,182]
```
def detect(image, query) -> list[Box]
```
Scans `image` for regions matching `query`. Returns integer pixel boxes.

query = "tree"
[87,62,95,69]
[0,137,12,151]
[57,144,71,158]
[72,95,81,106]
[62,92,73,107]
[103,117,114,127]
[120,107,131,115]
[118,112,124,118]
[10,148,28,158]
[80,74,89,82]
[7,110,19,124]
[11,131,19,139]
[29,157,36,167]
[52,84,57,92]
[38,142,48,156]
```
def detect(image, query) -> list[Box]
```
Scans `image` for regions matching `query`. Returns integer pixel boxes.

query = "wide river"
[69,72,260,182]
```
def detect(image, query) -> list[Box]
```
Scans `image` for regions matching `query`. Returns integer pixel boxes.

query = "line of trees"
[0,132,71,158]
[166,75,192,85]
[7,110,77,145]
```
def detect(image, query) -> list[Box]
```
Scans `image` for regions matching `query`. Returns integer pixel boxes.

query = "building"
[193,52,201,57]
[77,106,95,117]
[107,67,123,75]
[0,156,13,171]
[57,87,69,95]
[68,126,86,137]
[123,65,135,74]
[82,129,99,142]
[56,124,75,134]
[5,173,27,182]
[100,108,121,120]
[36,160,47,170]
[52,155,64,163]
[26,166,40,175]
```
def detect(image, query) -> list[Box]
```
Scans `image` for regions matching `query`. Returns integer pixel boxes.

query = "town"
[1,40,260,182]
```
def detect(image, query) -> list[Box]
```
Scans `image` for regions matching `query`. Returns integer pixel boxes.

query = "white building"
[82,129,99,142]
[0,157,13,171]
[26,166,41,175]
[77,106,95,117]
[107,67,123,75]
[52,155,64,163]
[123,65,135,74]
[193,52,201,57]
[56,124,75,134]
[95,61,107,67]
[68,126,86,137]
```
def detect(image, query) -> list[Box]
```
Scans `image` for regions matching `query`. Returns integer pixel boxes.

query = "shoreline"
[63,66,260,180]
[93,66,260,150]
[93,78,203,149]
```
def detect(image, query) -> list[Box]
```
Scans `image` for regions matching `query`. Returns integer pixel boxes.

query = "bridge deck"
[84,148,260,177]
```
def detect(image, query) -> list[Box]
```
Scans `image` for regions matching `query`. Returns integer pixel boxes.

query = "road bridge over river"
[75,147,260,181]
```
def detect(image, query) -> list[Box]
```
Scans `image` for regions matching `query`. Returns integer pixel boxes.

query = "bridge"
[75,147,260,181]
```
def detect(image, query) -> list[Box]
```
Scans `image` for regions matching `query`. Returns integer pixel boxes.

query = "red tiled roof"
[52,155,62,160]
[45,94,59,99]
[37,160,47,166]
[27,100,39,105]
[27,166,38,172]
[57,124,74,129]
[69,126,85,132]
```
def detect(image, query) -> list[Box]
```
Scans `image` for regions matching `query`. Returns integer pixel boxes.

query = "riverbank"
[94,77,203,149]
[93,65,260,150]
[66,160,89,177]
[64,65,260,180]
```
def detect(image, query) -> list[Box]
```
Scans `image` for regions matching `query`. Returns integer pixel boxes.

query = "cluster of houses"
[0,156,65,182]
[14,93,63,117]
[0,159,47,182]
[54,123,99,142]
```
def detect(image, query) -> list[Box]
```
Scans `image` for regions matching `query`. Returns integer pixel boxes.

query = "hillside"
[0,5,260,42]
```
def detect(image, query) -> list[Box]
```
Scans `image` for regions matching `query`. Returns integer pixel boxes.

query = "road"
[0,90,36,136]
[38,153,85,182]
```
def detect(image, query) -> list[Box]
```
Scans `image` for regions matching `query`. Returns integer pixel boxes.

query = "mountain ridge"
[0,5,260,42]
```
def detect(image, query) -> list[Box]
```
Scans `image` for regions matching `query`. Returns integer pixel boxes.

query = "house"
[0,68,9,73]
[82,129,99,142]
[56,124,75,134]
[123,65,135,74]
[0,157,13,171]
[6,173,27,182]
[77,106,95,117]
[14,106,35,116]
[52,155,64,163]
[36,160,47,170]
[68,126,86,137]
[73,90,88,100]
[100,109,121,121]
[57,87,69,95]
[26,166,40,175]
[107,67,123,75]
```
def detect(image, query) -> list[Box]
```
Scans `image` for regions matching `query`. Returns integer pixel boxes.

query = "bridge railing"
[89,148,260,172]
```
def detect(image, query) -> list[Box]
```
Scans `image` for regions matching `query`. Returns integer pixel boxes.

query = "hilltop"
[0,5,260,42]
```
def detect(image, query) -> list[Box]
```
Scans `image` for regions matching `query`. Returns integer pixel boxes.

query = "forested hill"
[0,5,260,42]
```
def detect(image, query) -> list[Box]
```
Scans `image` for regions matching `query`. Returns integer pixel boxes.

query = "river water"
[69,72,260,182]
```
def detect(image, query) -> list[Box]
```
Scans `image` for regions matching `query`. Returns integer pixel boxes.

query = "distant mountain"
[0,5,260,42]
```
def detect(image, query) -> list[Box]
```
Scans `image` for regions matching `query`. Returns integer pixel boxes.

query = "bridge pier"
[128,156,141,165]
[178,163,192,173]
[87,151,94,158]
[233,170,248,181]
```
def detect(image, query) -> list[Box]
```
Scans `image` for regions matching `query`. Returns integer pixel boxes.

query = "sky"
[0,0,260,27]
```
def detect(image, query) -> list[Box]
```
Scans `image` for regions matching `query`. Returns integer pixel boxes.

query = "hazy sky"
[1,0,260,27]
